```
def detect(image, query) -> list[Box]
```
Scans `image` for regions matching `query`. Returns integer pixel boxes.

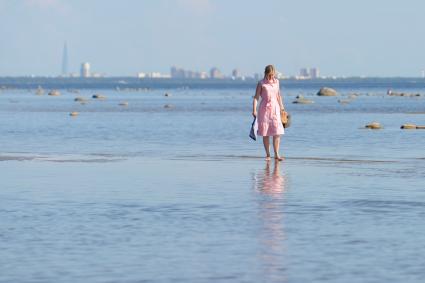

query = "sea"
[1,80,424,282]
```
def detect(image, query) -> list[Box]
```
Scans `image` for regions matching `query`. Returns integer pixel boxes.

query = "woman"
[252,65,285,161]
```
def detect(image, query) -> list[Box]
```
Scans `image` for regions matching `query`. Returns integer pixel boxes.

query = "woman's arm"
[252,82,261,117]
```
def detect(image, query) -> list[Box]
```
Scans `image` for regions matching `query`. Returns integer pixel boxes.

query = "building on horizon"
[276,71,286,79]
[170,66,185,78]
[170,66,208,79]
[210,67,224,79]
[138,72,170,79]
[61,42,68,76]
[298,67,320,79]
[232,69,241,79]
[309,67,320,79]
[299,68,309,78]
[80,62,90,78]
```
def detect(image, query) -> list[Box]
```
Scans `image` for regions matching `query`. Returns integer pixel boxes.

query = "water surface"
[1,86,424,282]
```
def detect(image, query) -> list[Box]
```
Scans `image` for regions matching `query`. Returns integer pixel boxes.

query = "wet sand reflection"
[253,160,288,281]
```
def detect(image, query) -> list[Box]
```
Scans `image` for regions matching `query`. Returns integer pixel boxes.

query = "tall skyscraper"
[62,42,68,76]
[80,62,90,78]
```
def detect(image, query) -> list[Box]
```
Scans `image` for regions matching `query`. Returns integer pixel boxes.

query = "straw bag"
[281,110,291,128]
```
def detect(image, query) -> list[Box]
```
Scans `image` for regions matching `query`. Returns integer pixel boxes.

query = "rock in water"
[35,86,45,95]
[74,97,87,102]
[92,94,106,99]
[338,99,351,104]
[365,122,382,129]
[293,96,314,104]
[401,124,417,129]
[317,87,337,96]
[48,90,60,96]
[69,112,79,117]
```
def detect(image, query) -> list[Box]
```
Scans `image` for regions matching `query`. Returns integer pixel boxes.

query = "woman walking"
[252,65,285,161]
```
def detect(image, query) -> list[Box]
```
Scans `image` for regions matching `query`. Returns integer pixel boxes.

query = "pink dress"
[257,78,285,137]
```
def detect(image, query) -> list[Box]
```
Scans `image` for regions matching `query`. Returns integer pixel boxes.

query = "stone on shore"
[69,112,79,117]
[119,101,129,106]
[164,104,173,109]
[317,87,337,96]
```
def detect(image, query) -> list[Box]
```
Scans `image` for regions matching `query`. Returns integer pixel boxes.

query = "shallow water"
[1,86,425,282]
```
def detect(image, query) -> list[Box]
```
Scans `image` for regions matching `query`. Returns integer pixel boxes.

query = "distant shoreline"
[1,77,425,90]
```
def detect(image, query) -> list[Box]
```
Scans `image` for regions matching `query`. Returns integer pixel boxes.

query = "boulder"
[74,97,87,102]
[401,124,417,129]
[293,96,314,104]
[365,122,382,129]
[48,90,60,96]
[338,99,351,104]
[35,87,45,95]
[388,91,421,97]
[92,94,106,99]
[317,87,337,96]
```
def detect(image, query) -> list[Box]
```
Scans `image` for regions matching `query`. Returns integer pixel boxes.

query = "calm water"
[1,85,424,282]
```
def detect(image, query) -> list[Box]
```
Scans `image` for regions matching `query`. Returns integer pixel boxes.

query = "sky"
[0,0,424,77]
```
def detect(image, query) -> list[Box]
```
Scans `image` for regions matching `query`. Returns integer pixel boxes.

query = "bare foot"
[265,156,271,161]
[275,156,285,161]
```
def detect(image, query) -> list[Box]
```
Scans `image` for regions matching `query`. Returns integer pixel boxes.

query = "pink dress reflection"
[253,161,287,280]
[254,161,285,196]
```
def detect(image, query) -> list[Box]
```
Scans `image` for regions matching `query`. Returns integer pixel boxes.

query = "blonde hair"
[264,65,276,80]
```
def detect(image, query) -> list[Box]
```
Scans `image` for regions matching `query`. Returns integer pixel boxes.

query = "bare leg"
[273,135,284,161]
[262,136,271,160]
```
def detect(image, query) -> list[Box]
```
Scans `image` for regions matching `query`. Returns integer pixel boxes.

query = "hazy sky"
[0,0,424,77]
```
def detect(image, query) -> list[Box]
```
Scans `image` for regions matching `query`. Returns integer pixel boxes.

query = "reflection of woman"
[254,161,285,196]
[253,160,287,280]
[252,65,285,161]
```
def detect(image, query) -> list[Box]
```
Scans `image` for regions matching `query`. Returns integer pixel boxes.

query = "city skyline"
[1,0,425,77]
